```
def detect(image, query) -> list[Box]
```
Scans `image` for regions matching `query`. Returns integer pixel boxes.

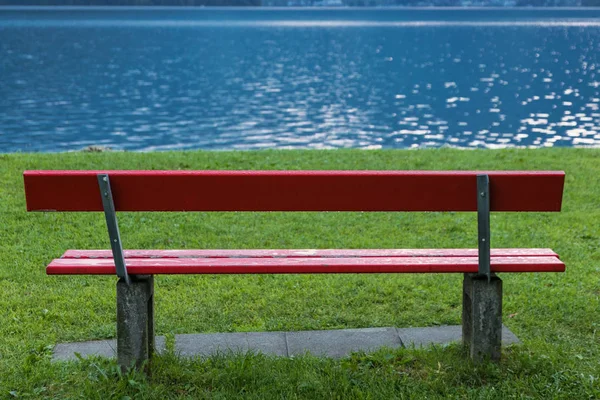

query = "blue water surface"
[1,7,600,152]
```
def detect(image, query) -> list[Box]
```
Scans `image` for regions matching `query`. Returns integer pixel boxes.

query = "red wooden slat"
[46,256,565,275]
[24,170,565,212]
[61,248,560,259]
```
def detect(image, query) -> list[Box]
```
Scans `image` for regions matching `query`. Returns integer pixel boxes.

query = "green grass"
[1,148,599,399]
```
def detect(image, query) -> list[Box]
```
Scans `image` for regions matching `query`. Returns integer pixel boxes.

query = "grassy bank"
[1,148,599,398]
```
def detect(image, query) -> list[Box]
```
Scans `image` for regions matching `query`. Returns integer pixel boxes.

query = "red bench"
[24,170,566,370]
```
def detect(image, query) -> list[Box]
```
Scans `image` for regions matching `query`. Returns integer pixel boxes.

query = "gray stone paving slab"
[175,332,287,357]
[52,337,166,362]
[246,331,288,356]
[397,325,520,348]
[500,326,520,344]
[176,332,248,357]
[286,327,402,358]
[53,339,116,361]
[52,325,520,361]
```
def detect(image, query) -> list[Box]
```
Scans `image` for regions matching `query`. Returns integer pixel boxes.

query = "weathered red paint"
[24,170,565,212]
[61,248,560,259]
[47,256,565,275]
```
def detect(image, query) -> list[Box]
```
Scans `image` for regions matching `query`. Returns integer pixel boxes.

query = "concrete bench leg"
[462,273,502,362]
[117,275,155,372]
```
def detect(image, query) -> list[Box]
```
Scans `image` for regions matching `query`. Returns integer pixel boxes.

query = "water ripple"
[1,8,600,151]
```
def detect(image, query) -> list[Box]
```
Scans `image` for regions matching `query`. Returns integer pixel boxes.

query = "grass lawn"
[1,148,599,399]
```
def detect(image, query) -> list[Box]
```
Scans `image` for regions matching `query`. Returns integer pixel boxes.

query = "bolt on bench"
[24,170,566,370]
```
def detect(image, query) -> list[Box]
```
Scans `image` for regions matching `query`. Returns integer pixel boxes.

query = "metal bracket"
[97,174,130,285]
[477,174,491,282]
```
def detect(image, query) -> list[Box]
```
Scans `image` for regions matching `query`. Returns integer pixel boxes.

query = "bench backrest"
[24,170,564,213]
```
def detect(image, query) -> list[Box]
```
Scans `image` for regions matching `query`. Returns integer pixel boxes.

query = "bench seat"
[48,248,565,275]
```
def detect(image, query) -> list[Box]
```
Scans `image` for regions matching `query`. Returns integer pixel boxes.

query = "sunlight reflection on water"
[1,8,600,152]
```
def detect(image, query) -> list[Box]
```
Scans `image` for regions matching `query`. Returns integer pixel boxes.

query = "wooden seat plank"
[24,170,565,212]
[47,256,565,275]
[61,248,561,259]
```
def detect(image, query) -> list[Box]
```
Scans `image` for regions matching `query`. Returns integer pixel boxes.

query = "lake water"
[1,7,600,152]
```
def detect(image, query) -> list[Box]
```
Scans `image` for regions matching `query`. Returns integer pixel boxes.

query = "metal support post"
[97,173,130,285]
[477,174,491,281]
